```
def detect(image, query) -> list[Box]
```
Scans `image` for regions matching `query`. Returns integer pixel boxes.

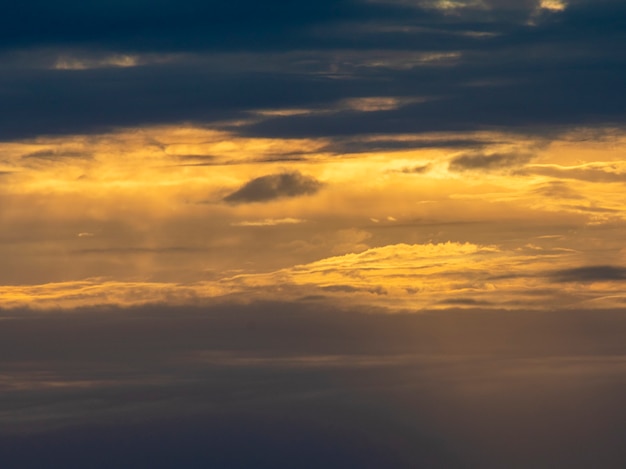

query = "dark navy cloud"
[0,65,355,140]
[0,0,409,52]
[238,62,626,139]
[1,0,622,54]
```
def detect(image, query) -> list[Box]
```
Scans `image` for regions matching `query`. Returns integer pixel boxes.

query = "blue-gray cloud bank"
[0,0,625,141]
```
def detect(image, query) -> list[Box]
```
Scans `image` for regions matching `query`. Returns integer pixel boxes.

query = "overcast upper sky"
[2,1,626,467]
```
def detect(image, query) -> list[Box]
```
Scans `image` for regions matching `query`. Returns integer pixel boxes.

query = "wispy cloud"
[521,163,626,183]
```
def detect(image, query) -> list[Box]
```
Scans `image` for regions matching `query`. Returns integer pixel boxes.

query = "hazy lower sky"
[2,1,626,467]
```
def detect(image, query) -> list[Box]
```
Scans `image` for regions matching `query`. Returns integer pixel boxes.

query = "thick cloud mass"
[0,0,624,140]
[2,303,626,468]
[0,0,371,51]
[224,171,323,203]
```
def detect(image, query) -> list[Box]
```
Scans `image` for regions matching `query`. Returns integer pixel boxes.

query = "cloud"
[532,181,583,199]
[5,240,626,311]
[521,163,626,183]
[0,0,377,53]
[321,284,388,295]
[21,149,91,160]
[2,302,626,468]
[400,164,431,174]
[223,171,323,204]
[323,137,489,154]
[438,297,490,306]
[552,265,626,282]
[448,152,532,171]
[0,1,624,140]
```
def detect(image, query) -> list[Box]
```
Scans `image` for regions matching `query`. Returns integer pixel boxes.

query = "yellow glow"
[54,55,139,70]
[1,125,626,309]
[1,240,624,311]
[539,0,567,12]
[52,53,182,70]
[340,97,403,112]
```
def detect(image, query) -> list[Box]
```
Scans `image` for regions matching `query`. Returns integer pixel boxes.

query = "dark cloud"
[0,0,384,52]
[233,62,626,139]
[0,413,459,469]
[0,0,344,48]
[0,65,349,140]
[438,297,490,306]
[4,0,619,55]
[0,0,563,55]
[449,152,532,171]
[552,265,626,282]
[0,1,624,140]
[172,153,311,168]
[21,150,91,160]
[224,171,323,204]
[400,164,431,174]
[1,303,626,467]
[322,138,490,155]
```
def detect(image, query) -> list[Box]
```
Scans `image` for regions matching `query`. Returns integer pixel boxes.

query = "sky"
[2,0,626,467]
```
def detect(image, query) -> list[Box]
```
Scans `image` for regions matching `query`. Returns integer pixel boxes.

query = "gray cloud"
[0,1,624,140]
[2,302,626,468]
[552,265,626,282]
[0,0,557,55]
[400,164,431,174]
[21,150,91,160]
[448,152,532,171]
[322,138,490,155]
[223,171,323,204]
